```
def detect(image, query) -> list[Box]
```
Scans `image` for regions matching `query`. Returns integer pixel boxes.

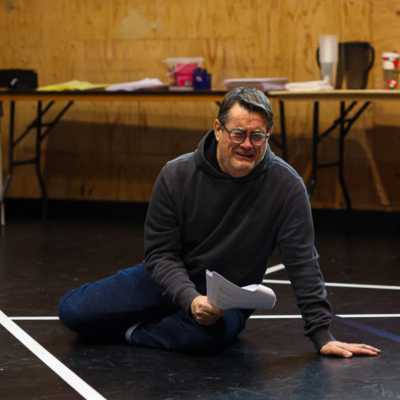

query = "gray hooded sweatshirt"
[144,130,334,350]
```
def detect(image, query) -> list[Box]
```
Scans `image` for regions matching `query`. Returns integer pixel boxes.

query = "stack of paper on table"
[206,270,276,310]
[284,79,333,91]
[106,78,166,92]
[38,80,108,91]
[224,77,288,91]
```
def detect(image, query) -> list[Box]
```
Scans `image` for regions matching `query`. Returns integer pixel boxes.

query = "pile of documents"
[284,79,333,91]
[38,78,167,92]
[38,80,108,91]
[106,78,166,92]
[224,77,288,91]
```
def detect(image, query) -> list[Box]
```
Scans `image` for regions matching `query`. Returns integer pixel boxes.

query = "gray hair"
[217,87,274,129]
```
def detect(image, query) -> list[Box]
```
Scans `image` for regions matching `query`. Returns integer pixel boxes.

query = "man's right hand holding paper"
[191,295,224,325]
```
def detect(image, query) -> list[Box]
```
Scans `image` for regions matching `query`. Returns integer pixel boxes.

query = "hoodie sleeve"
[144,165,200,313]
[277,179,335,351]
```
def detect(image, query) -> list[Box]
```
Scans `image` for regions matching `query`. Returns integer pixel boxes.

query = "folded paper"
[206,270,276,310]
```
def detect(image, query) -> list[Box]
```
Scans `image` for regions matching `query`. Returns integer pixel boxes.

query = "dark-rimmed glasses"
[220,124,270,146]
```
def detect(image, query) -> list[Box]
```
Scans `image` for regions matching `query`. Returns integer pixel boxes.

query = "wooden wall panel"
[0,0,399,210]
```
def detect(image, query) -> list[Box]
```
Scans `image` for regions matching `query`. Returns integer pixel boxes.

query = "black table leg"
[279,100,288,161]
[2,100,15,197]
[339,101,352,210]
[35,101,48,219]
[0,101,4,226]
[308,101,320,196]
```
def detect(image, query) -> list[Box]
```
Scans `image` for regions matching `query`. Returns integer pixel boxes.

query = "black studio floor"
[0,200,399,400]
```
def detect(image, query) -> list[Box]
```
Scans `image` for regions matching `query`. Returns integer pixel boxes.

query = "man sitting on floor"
[59,87,380,358]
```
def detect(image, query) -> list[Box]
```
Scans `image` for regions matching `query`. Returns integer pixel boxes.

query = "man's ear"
[214,119,222,142]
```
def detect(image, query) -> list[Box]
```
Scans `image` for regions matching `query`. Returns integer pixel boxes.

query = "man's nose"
[240,135,254,149]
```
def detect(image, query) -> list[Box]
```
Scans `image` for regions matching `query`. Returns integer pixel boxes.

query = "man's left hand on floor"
[320,340,381,358]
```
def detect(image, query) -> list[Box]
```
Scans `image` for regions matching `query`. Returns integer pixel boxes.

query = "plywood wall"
[1,0,399,210]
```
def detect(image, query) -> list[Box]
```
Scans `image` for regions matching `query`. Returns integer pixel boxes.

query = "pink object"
[175,63,197,86]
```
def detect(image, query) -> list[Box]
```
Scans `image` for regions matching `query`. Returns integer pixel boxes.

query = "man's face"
[214,103,270,177]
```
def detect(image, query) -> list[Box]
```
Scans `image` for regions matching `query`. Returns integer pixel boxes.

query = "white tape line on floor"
[0,309,106,400]
[263,279,400,290]
[250,314,400,319]
[265,264,285,275]
[8,314,400,321]
[11,316,60,320]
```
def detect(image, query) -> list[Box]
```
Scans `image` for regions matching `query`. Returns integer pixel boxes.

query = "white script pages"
[206,270,276,310]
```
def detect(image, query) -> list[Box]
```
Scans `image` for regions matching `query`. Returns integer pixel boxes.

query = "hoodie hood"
[194,130,274,182]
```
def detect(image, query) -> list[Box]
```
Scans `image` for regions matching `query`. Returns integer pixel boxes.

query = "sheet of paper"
[284,79,333,91]
[206,270,276,310]
[38,80,108,91]
[106,78,165,92]
[223,77,289,91]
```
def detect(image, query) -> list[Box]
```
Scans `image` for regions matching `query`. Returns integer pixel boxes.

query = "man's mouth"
[235,152,255,161]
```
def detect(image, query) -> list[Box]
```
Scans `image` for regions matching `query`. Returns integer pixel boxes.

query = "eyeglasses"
[220,124,270,146]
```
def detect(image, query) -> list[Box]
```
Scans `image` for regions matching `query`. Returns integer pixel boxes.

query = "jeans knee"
[58,289,82,330]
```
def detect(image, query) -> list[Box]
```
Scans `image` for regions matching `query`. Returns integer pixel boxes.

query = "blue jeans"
[58,264,251,354]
